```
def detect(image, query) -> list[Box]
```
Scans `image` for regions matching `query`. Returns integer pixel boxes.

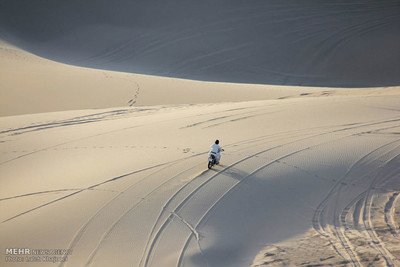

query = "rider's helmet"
[215,140,219,144]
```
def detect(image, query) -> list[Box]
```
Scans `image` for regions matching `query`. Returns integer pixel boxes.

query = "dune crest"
[1,0,399,87]
[5,40,396,117]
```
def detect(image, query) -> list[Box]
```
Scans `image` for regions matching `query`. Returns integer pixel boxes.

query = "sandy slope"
[1,40,347,117]
[1,0,399,87]
[1,90,399,266]
[4,40,394,117]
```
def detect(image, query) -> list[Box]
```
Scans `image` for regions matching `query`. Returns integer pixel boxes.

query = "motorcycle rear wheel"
[208,161,213,169]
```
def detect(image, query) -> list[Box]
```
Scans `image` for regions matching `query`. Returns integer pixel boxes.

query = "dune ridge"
[4,40,396,117]
[1,0,399,87]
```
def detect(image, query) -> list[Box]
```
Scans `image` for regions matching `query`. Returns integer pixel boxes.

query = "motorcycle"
[207,149,224,169]
[208,153,217,169]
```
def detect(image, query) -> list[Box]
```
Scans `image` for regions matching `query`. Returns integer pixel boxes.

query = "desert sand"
[1,1,400,266]
[1,44,399,266]
[1,40,350,117]
[1,0,399,87]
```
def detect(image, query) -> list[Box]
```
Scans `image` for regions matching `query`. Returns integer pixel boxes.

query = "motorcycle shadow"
[207,166,248,182]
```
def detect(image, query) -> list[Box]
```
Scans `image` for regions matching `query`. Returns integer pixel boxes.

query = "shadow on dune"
[184,140,400,267]
[1,0,400,87]
[189,166,328,266]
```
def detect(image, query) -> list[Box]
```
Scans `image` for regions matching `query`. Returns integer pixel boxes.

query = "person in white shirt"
[209,139,224,164]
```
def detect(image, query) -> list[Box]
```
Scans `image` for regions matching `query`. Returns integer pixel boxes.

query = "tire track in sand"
[313,140,400,266]
[141,122,378,266]
[176,145,322,267]
[384,192,400,240]
[360,151,400,266]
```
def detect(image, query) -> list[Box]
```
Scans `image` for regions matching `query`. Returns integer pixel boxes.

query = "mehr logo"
[5,248,31,255]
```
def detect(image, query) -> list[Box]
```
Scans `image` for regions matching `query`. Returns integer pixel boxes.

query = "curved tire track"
[312,140,400,266]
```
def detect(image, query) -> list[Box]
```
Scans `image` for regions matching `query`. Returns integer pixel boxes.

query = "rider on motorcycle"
[209,140,224,164]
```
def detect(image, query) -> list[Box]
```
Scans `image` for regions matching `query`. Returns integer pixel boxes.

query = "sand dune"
[4,40,392,117]
[1,92,400,266]
[1,0,399,87]
[0,40,308,116]
[1,1,400,266]
[2,40,352,117]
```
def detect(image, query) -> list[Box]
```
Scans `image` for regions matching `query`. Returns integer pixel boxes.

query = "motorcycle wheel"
[208,161,213,169]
